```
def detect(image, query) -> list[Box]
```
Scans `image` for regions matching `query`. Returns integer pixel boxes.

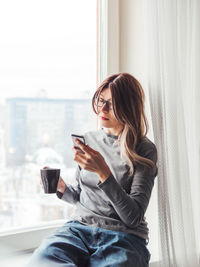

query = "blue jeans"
[26,220,151,267]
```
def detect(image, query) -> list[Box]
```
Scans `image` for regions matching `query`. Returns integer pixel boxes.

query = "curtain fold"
[146,0,200,266]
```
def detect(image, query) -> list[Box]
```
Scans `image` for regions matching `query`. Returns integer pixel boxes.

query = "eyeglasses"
[94,97,113,110]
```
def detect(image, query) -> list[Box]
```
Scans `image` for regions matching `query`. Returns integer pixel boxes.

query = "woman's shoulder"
[136,136,157,158]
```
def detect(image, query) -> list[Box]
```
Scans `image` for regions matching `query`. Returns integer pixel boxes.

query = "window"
[0,0,97,232]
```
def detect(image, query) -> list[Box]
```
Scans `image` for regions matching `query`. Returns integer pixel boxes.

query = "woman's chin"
[101,121,110,126]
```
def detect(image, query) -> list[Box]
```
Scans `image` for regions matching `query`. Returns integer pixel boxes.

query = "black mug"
[40,168,60,193]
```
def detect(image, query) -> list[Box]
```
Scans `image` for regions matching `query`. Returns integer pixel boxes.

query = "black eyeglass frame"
[94,97,113,110]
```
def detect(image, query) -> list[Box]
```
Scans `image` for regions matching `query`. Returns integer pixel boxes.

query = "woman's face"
[97,87,124,135]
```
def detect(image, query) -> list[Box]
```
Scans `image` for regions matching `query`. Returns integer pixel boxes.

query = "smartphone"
[71,134,86,153]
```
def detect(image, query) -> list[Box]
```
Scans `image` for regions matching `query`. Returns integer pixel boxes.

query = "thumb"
[43,166,50,169]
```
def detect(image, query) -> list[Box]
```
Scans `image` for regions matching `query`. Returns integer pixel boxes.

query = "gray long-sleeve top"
[58,128,158,241]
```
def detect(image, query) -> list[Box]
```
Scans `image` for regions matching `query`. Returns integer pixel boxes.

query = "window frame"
[98,0,120,83]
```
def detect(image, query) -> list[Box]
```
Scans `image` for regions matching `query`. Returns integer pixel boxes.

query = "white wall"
[119,0,147,86]
[105,0,147,84]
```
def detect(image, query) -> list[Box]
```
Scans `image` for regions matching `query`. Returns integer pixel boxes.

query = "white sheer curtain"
[145,0,200,266]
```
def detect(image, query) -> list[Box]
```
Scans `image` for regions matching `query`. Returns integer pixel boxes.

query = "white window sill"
[0,219,66,256]
[1,252,32,267]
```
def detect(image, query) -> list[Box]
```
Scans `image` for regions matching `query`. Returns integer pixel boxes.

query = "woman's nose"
[101,103,109,112]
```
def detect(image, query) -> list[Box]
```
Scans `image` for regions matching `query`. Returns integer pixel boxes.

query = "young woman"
[26,73,158,267]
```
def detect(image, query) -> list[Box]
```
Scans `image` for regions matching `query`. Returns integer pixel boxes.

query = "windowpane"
[0,0,97,231]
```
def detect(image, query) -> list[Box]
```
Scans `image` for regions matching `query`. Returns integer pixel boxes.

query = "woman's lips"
[101,116,109,120]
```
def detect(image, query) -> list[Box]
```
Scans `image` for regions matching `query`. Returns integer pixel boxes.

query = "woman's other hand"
[57,176,66,194]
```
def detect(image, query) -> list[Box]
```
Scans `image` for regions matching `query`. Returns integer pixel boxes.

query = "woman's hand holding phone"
[72,138,111,183]
[71,134,85,153]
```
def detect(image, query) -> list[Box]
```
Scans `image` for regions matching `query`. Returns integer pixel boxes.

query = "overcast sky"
[0,0,96,103]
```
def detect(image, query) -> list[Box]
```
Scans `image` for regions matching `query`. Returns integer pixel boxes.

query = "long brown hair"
[92,72,154,177]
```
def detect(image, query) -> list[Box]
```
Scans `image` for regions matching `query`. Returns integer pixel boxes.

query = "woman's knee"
[26,236,64,265]
[26,232,89,267]
[27,244,74,267]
